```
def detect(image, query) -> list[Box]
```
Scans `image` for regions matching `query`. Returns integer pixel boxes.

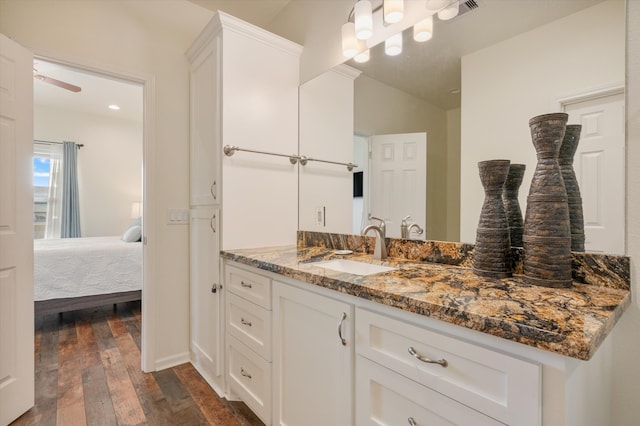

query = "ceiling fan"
[33,66,82,93]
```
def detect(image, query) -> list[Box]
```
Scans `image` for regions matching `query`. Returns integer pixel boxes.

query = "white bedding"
[34,236,142,301]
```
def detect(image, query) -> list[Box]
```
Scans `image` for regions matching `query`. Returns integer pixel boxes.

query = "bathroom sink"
[311,259,396,276]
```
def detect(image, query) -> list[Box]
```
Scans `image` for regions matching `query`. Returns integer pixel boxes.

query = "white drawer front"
[227,334,272,424]
[227,292,272,361]
[357,356,503,426]
[356,308,540,426]
[226,263,272,309]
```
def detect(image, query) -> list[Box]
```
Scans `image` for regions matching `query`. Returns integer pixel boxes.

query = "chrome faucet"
[401,216,424,239]
[361,216,387,260]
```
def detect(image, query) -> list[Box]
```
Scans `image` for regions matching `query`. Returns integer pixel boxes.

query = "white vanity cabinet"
[272,280,354,426]
[186,10,301,394]
[222,259,616,426]
[355,308,540,426]
[225,263,273,425]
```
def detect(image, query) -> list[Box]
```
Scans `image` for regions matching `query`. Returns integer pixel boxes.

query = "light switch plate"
[167,208,189,225]
[315,206,325,227]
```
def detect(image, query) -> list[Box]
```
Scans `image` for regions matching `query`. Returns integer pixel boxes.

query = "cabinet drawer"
[357,356,503,426]
[356,308,540,426]
[226,263,272,309]
[227,334,272,425]
[226,292,272,361]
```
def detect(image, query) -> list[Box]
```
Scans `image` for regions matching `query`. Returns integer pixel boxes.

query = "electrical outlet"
[315,206,325,227]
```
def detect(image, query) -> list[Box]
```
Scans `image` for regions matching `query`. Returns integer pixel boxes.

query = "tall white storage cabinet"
[187,11,302,394]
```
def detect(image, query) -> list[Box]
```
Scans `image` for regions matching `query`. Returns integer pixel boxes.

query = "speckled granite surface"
[222,240,630,360]
[298,231,631,290]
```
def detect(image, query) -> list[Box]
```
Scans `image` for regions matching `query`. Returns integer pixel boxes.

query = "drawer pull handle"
[240,368,252,379]
[210,181,217,199]
[338,312,347,346]
[210,213,216,233]
[240,318,252,327]
[408,346,448,368]
[240,281,252,288]
[408,417,417,426]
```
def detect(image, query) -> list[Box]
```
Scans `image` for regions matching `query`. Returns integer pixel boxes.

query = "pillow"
[122,224,142,242]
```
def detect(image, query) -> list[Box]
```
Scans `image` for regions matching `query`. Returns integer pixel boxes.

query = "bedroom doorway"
[32,57,156,370]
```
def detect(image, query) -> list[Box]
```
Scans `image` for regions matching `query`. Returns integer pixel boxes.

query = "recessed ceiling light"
[108,104,120,110]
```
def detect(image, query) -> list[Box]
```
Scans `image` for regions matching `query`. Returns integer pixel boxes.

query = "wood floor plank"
[152,368,204,416]
[82,364,118,426]
[100,347,147,425]
[174,364,242,426]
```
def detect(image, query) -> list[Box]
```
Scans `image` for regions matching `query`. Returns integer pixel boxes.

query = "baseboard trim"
[154,351,191,371]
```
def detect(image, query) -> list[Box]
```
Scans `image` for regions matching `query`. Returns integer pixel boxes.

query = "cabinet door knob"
[240,368,252,379]
[240,318,252,327]
[337,312,347,346]
[407,417,417,426]
[240,281,252,288]
[408,346,448,368]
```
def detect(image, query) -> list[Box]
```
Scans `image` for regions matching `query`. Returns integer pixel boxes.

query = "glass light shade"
[342,22,359,57]
[438,1,459,20]
[354,49,370,63]
[354,0,373,40]
[384,0,404,24]
[385,33,402,56]
[413,16,434,42]
[426,0,448,10]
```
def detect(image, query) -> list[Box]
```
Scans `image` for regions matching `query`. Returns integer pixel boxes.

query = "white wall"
[0,0,213,366]
[446,108,461,242]
[298,65,359,234]
[34,105,142,237]
[459,0,625,242]
[354,74,452,241]
[612,1,640,424]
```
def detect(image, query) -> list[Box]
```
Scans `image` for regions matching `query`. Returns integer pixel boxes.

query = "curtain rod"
[34,139,84,148]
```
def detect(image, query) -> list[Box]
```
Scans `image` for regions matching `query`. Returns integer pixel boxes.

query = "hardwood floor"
[10,301,264,426]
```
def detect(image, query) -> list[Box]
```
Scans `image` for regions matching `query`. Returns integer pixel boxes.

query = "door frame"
[33,49,158,371]
[556,82,625,254]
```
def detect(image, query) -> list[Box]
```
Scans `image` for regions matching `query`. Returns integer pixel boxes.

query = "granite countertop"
[221,244,631,361]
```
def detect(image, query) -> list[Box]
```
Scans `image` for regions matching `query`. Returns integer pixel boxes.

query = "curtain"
[61,141,81,238]
[42,143,63,239]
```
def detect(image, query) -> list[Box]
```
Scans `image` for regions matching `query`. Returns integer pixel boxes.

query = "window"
[33,155,50,239]
[33,142,63,239]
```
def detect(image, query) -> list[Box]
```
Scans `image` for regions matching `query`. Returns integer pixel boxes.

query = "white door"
[564,92,625,254]
[189,207,222,383]
[369,132,427,239]
[0,34,35,425]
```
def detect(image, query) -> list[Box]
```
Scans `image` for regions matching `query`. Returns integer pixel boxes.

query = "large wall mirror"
[298,0,625,254]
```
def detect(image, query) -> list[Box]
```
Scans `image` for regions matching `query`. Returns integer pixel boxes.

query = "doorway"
[32,56,156,371]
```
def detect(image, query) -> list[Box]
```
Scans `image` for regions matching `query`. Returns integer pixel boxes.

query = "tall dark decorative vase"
[523,113,572,288]
[473,159,512,279]
[502,164,526,248]
[559,124,585,252]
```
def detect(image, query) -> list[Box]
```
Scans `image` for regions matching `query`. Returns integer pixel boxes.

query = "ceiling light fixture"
[354,0,373,40]
[413,15,434,42]
[383,0,404,24]
[385,33,403,56]
[437,1,459,20]
[342,0,458,62]
[108,104,120,110]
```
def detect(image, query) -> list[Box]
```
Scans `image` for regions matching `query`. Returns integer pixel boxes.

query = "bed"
[34,236,142,315]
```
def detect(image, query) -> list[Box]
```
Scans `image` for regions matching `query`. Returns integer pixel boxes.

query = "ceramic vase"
[523,113,572,288]
[502,164,526,248]
[559,124,585,252]
[473,159,512,278]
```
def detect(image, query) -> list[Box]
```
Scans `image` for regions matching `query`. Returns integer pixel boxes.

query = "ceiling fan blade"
[34,74,82,93]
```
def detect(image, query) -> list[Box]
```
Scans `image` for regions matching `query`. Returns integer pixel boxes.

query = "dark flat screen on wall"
[353,171,363,197]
